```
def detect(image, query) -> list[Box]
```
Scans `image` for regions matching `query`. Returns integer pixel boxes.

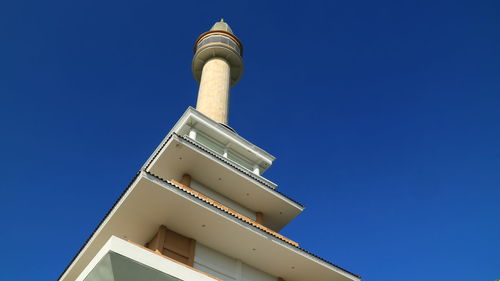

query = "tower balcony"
[196,32,241,56]
[192,30,243,87]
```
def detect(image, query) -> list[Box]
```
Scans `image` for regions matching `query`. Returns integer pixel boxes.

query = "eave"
[58,171,361,281]
[145,133,303,231]
[143,107,275,173]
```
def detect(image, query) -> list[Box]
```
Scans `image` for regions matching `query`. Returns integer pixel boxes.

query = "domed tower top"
[210,18,233,34]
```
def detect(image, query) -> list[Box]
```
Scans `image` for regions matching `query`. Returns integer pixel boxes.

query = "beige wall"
[196,58,231,124]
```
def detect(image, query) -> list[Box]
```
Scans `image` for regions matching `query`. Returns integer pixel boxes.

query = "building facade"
[59,20,361,281]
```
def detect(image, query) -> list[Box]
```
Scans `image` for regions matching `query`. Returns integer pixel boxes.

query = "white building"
[58,20,361,281]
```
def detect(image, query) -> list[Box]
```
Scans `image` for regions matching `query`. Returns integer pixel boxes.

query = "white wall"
[241,263,277,281]
[76,236,220,281]
[194,243,276,281]
[190,179,256,220]
[194,243,237,281]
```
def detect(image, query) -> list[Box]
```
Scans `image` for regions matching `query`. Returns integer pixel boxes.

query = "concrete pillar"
[188,128,197,140]
[252,164,260,175]
[196,58,231,124]
[181,174,191,187]
[255,212,264,224]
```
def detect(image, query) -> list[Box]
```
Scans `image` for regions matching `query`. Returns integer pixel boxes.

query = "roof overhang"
[59,172,360,281]
[145,133,303,231]
[143,107,275,174]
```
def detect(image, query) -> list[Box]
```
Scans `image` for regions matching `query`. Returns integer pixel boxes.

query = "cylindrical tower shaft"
[192,19,243,125]
[196,58,231,124]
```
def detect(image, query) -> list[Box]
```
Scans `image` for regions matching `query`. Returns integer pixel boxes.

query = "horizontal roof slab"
[146,133,303,231]
[156,107,275,173]
[60,172,360,281]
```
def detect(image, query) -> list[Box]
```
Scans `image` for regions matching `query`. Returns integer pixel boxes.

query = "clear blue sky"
[1,0,499,280]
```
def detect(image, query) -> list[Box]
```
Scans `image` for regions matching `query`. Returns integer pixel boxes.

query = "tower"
[59,20,361,281]
[192,19,243,124]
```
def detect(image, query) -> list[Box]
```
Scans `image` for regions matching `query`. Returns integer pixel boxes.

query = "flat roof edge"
[175,134,304,209]
[59,170,360,281]
[144,171,361,279]
[183,107,276,162]
[142,132,304,210]
[58,171,141,281]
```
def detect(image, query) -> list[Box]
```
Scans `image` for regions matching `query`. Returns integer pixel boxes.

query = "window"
[196,35,240,55]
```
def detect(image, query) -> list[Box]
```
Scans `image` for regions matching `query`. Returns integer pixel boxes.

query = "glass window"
[197,35,240,55]
[227,151,254,171]
[196,133,225,155]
